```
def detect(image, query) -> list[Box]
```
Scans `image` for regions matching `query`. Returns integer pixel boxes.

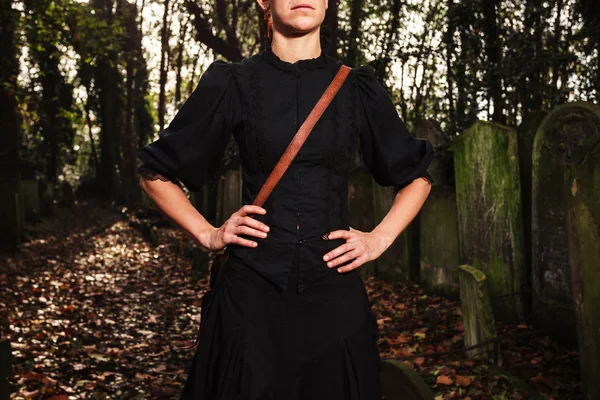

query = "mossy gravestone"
[532,102,600,399]
[458,265,497,360]
[417,120,460,298]
[453,121,526,323]
[531,102,599,344]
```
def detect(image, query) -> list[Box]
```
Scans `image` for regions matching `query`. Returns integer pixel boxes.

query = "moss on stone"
[452,121,526,323]
[458,264,497,360]
[564,136,600,400]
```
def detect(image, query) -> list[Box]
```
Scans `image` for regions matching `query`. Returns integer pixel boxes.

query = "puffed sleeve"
[354,65,434,193]
[137,59,242,192]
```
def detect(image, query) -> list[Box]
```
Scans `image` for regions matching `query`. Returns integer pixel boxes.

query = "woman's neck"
[269,31,322,64]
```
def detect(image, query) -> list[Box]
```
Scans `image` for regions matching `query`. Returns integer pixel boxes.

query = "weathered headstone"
[516,111,547,310]
[458,264,497,360]
[372,183,410,280]
[349,166,376,274]
[453,120,526,322]
[379,359,434,400]
[417,120,460,297]
[532,102,600,399]
[531,102,600,345]
[216,168,242,227]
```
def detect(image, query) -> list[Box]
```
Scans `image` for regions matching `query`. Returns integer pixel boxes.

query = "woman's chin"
[285,20,322,35]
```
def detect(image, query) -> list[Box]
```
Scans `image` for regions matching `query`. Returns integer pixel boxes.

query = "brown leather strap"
[252,65,351,207]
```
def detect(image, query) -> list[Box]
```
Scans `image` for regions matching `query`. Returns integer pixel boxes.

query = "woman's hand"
[322,227,390,273]
[202,205,270,252]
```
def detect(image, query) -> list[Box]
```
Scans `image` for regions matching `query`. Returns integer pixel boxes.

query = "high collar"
[262,37,329,72]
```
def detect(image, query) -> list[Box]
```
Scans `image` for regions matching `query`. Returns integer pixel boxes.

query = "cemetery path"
[2,200,582,399]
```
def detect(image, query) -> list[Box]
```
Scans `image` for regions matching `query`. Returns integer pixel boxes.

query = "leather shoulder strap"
[252,64,351,207]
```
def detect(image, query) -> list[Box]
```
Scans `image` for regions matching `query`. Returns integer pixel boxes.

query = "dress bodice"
[137,38,435,292]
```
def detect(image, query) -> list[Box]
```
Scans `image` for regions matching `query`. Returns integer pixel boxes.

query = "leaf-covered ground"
[1,200,583,399]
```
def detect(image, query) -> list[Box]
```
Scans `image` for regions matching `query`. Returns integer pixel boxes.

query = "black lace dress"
[137,38,435,400]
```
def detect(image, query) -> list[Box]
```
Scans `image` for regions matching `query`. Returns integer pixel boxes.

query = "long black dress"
[137,37,435,400]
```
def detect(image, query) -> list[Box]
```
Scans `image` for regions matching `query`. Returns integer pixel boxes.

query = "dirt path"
[2,200,582,399]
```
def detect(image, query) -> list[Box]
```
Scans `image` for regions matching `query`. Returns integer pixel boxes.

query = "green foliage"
[9,0,600,194]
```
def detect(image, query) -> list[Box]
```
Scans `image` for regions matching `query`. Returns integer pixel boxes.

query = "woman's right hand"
[203,205,270,252]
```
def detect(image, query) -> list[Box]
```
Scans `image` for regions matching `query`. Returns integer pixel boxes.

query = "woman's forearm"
[139,178,215,248]
[370,177,432,252]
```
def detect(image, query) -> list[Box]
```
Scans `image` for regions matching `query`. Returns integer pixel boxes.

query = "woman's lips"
[293,4,314,9]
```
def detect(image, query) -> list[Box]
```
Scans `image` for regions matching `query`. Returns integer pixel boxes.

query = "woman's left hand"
[322,227,389,273]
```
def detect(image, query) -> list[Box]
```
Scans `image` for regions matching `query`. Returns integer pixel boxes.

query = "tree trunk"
[158,0,170,131]
[445,0,456,134]
[481,0,504,123]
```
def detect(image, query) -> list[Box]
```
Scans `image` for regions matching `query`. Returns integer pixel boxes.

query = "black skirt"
[180,246,383,400]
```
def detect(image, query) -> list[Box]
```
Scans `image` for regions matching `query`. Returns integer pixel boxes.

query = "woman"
[137,0,435,398]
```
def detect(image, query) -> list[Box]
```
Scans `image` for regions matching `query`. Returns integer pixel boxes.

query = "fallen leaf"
[437,375,453,385]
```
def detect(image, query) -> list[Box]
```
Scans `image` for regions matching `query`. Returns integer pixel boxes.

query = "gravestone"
[453,120,526,323]
[531,102,600,345]
[372,183,410,280]
[532,102,600,399]
[349,166,376,274]
[216,168,242,227]
[379,359,434,400]
[516,111,547,310]
[458,264,497,360]
[417,120,460,298]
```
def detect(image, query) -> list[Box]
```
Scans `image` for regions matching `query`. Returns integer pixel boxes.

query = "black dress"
[137,37,435,400]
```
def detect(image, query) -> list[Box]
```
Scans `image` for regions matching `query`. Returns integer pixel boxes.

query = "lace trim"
[349,76,360,159]
[248,57,282,229]
[249,59,268,175]
[419,174,433,184]
[137,165,181,187]
[326,98,341,231]
[262,37,329,72]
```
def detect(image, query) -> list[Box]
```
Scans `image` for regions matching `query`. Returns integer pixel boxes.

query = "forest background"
[2,0,599,202]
